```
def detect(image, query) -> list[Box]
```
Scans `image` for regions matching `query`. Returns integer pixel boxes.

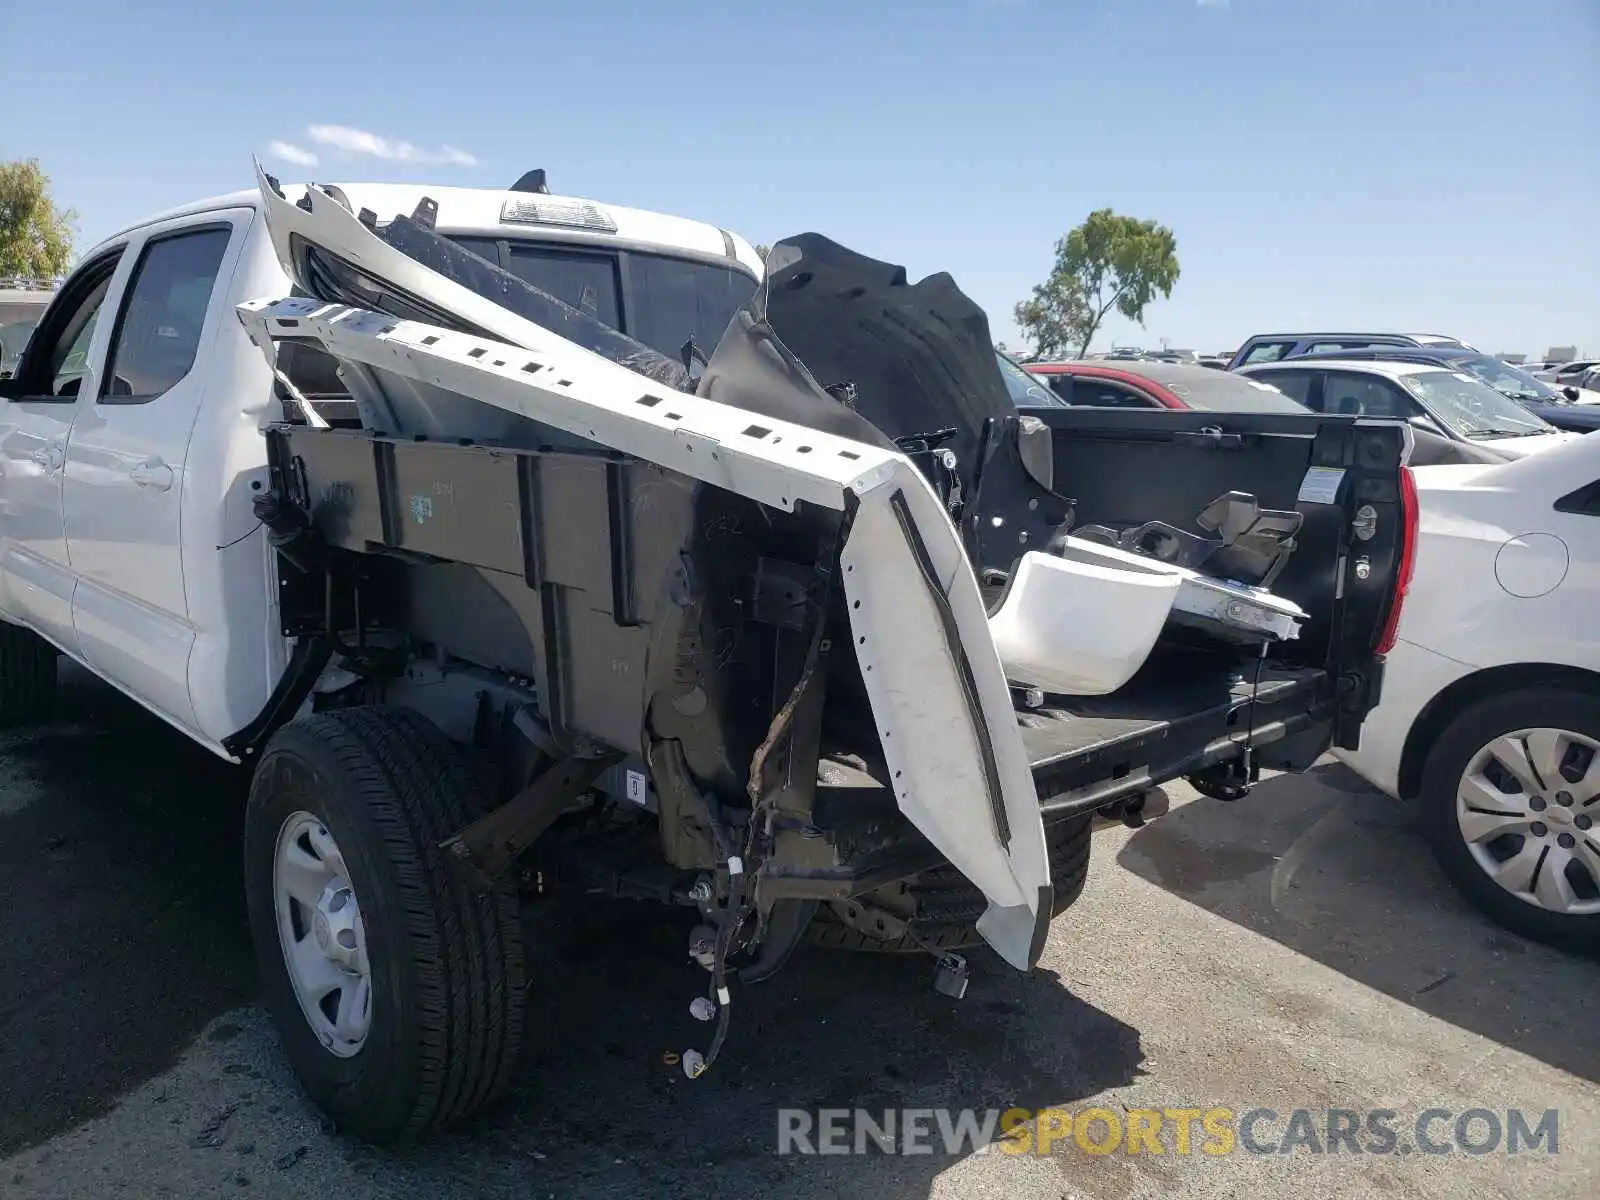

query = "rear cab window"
[445,235,756,361]
[283,231,760,419]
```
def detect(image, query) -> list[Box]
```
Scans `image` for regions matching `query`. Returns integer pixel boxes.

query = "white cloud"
[305,124,479,167]
[267,140,318,167]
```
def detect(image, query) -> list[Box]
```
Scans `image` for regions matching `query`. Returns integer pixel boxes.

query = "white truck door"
[0,249,127,657]
[62,213,246,731]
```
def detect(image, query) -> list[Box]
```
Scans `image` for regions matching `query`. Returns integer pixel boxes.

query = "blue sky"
[5,0,1596,354]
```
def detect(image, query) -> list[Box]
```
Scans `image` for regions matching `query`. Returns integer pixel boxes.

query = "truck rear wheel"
[805,813,1092,953]
[0,621,57,727]
[244,706,526,1143]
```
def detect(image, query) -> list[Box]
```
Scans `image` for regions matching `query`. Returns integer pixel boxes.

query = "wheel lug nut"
[1578,815,1593,831]
[1530,797,1547,811]
[1556,791,1574,807]
[1530,822,1548,838]
[1558,833,1576,849]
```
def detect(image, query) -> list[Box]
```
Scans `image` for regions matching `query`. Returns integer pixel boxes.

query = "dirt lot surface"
[1,665,1595,1198]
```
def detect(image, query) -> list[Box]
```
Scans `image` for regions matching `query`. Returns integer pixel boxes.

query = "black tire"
[806,814,1093,953]
[244,706,526,1143]
[1420,686,1600,954]
[0,621,57,727]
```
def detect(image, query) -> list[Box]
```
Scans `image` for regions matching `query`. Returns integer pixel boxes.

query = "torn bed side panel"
[234,298,886,513]
[236,298,1052,968]
[842,466,1053,970]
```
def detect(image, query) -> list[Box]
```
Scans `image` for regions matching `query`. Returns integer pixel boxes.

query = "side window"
[1240,341,1292,365]
[1321,372,1415,418]
[1072,380,1160,408]
[1046,376,1074,404]
[101,227,232,404]
[4,253,123,400]
[503,244,621,329]
[1258,370,1314,406]
[629,254,757,360]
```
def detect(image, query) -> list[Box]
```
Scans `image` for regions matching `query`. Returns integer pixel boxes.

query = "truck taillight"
[1375,465,1418,655]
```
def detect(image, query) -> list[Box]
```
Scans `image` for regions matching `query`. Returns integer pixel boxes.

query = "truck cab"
[0,180,762,751]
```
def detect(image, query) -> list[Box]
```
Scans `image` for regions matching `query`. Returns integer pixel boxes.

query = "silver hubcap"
[1456,726,1600,916]
[274,811,372,1056]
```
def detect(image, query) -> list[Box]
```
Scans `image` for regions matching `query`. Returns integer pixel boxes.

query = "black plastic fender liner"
[756,234,1015,477]
[695,233,1015,480]
[221,634,333,762]
[694,304,898,453]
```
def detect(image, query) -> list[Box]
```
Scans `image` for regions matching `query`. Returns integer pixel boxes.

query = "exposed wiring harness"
[681,504,854,1079]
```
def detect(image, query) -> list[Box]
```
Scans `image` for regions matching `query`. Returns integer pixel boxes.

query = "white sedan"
[1335,432,1600,950]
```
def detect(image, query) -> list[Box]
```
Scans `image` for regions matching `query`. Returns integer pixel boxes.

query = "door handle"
[130,459,174,491]
[28,442,65,473]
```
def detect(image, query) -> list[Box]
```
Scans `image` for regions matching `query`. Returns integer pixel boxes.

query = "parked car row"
[1535,359,1600,387]
[1026,331,1599,463]
[1020,329,1599,952]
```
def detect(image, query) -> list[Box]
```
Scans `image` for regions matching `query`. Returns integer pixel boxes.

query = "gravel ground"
[0,664,1595,1199]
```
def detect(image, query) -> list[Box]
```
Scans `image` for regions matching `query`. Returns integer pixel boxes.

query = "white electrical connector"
[716,986,731,1005]
[727,856,744,876]
[689,997,716,1022]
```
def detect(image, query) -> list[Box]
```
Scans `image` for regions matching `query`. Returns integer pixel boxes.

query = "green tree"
[754,243,771,262]
[1015,208,1179,358]
[0,159,76,279]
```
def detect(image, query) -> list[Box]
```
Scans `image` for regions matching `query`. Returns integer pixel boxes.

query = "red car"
[1023,359,1309,413]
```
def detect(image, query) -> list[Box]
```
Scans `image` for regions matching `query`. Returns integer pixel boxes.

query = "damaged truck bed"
[0,164,1410,1142]
[229,168,1410,1127]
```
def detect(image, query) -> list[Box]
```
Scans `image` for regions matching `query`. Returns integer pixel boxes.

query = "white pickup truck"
[0,166,1413,1143]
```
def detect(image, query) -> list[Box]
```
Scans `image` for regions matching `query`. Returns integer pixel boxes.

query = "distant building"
[1497,352,1527,364]
[1546,346,1578,363]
